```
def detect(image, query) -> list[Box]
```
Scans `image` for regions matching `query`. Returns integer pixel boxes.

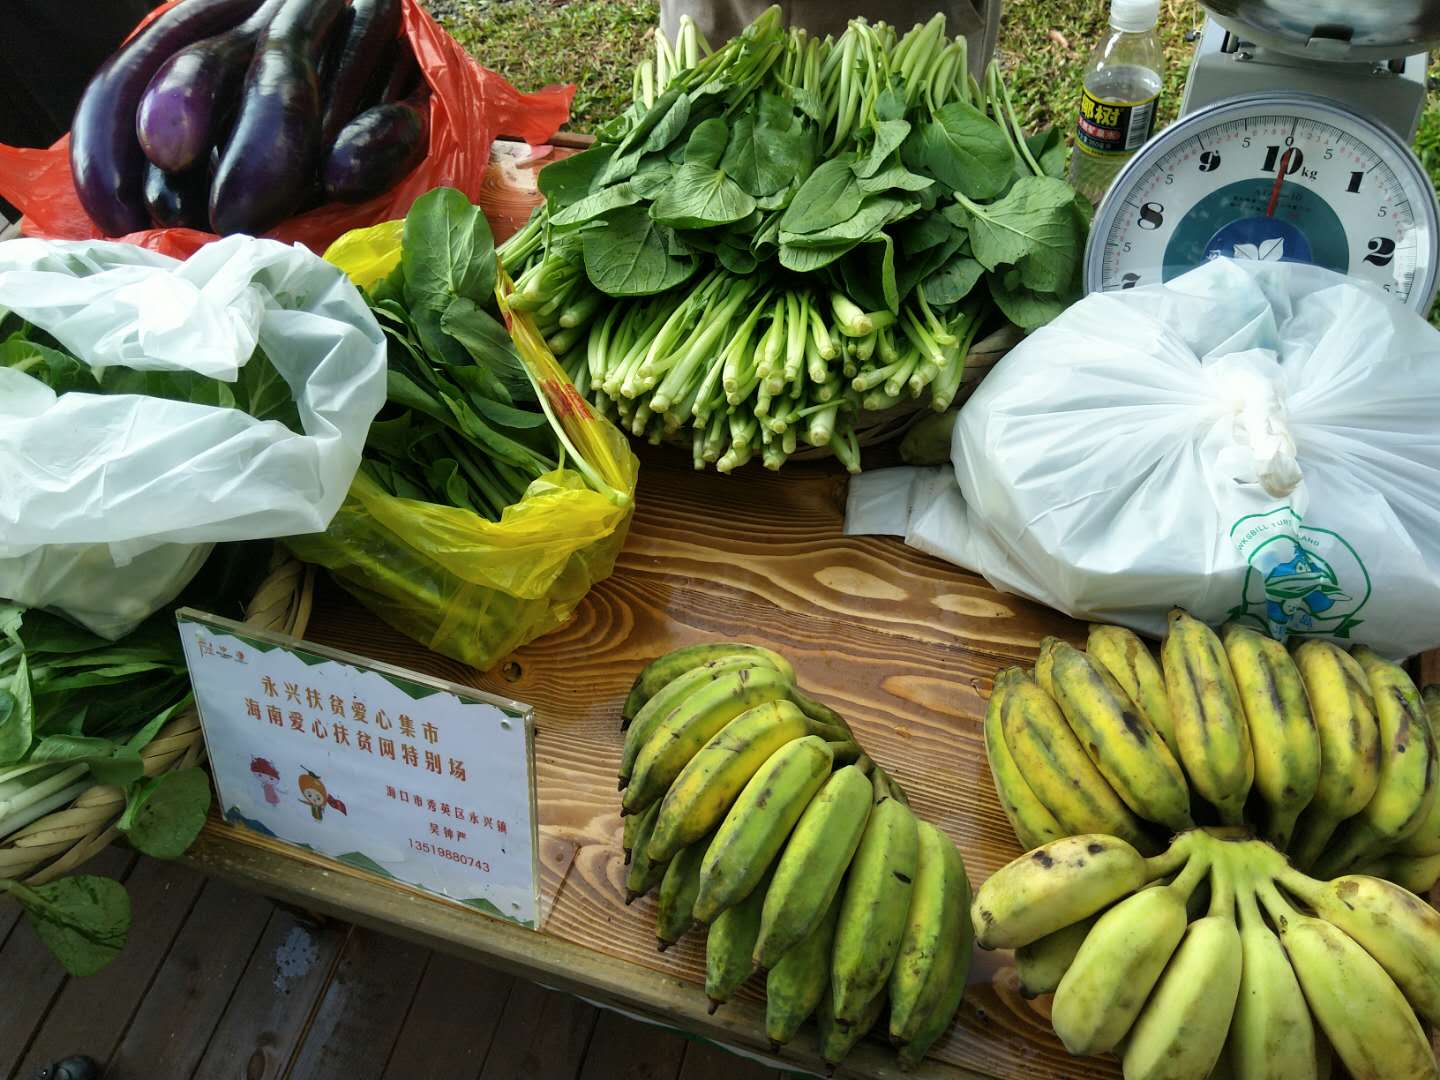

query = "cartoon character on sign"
[1261,545,1352,633]
[250,757,283,806]
[298,769,348,823]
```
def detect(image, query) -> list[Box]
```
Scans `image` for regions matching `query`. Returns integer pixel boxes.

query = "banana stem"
[1144,832,1196,882]
[1167,851,1211,903]
[1208,853,1236,919]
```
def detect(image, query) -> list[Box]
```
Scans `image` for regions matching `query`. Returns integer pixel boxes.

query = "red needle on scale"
[1265,147,1295,217]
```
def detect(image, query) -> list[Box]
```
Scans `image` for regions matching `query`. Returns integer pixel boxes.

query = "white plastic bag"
[0,235,388,638]
[852,259,1440,658]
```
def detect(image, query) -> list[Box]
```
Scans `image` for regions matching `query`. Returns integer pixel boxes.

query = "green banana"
[753,763,872,970]
[620,653,781,787]
[624,799,667,903]
[1122,862,1243,1080]
[704,868,770,1013]
[983,669,1066,850]
[655,834,710,950]
[624,664,795,814]
[830,773,919,1023]
[895,901,973,1072]
[1162,608,1254,825]
[998,669,1151,848]
[817,984,887,1073]
[646,699,814,864]
[1087,623,1179,759]
[1280,870,1440,1026]
[1050,854,1207,1055]
[1229,872,1317,1080]
[1312,647,1437,877]
[970,833,1158,951]
[765,896,840,1049]
[1049,641,1193,831]
[621,807,641,863]
[1289,640,1381,869]
[1015,914,1096,999]
[1222,624,1320,850]
[622,642,794,724]
[889,822,970,1043]
[1356,851,1440,893]
[1259,878,1439,1080]
[693,734,833,923]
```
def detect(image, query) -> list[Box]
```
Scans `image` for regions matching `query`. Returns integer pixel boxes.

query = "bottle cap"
[1110,0,1160,31]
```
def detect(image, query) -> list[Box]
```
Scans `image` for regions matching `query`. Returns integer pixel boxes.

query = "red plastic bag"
[0,0,572,258]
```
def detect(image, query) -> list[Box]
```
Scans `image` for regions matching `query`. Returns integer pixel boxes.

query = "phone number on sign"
[409,837,490,872]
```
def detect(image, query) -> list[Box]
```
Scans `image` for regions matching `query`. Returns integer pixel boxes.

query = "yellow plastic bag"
[291,221,638,670]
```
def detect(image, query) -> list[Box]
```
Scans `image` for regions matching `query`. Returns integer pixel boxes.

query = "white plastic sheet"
[849,259,1440,658]
[0,236,387,638]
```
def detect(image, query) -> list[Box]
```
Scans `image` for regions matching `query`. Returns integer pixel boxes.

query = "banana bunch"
[972,827,1440,1080]
[620,642,975,1074]
[985,612,1440,892]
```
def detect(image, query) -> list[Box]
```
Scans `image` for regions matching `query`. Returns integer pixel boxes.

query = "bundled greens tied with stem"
[499,7,1088,474]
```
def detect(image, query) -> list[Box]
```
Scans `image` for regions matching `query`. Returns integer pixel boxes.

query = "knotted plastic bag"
[0,0,572,259]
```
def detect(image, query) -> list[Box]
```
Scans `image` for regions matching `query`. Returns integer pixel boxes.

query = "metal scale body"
[1084,1,1440,312]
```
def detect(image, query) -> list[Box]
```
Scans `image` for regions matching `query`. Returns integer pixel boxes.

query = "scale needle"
[1265,147,1295,217]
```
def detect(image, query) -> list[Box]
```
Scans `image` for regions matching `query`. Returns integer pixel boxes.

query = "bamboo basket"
[0,554,314,886]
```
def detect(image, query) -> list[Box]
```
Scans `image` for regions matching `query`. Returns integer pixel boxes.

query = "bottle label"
[1075,88,1158,157]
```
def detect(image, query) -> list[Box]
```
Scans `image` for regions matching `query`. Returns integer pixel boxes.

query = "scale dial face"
[1086,94,1440,311]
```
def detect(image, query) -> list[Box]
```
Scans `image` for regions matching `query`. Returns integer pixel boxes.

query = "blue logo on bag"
[1228,508,1370,640]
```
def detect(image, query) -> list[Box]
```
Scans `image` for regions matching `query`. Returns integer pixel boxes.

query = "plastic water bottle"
[1068,0,1164,206]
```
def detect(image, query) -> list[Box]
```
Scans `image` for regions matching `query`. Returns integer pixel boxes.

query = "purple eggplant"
[70,0,266,236]
[143,161,212,229]
[319,0,402,147]
[321,91,428,203]
[379,39,420,104]
[136,0,287,173]
[209,0,345,235]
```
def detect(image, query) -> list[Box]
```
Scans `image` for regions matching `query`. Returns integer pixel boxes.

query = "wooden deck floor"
[2,853,791,1080]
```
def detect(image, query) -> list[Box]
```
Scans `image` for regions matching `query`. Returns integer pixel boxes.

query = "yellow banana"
[624,664,794,814]
[830,773,919,1023]
[753,763,872,970]
[817,984,886,1073]
[1280,870,1440,1026]
[999,669,1152,849]
[646,699,814,863]
[624,800,666,903]
[1088,623,1179,759]
[1289,640,1381,869]
[1122,861,1244,1080]
[620,654,784,787]
[692,735,833,923]
[984,669,1067,850]
[1162,608,1254,825]
[1035,635,1062,699]
[1049,641,1193,831]
[765,896,839,1049]
[970,833,1159,950]
[655,833,710,951]
[1051,855,1207,1055]
[1312,647,1437,877]
[896,900,972,1072]
[704,868,770,1013]
[1395,684,1440,858]
[1222,624,1320,850]
[1356,851,1440,894]
[1259,878,1438,1080]
[889,822,970,1043]
[622,642,794,724]
[1229,876,1317,1080]
[1015,914,1096,999]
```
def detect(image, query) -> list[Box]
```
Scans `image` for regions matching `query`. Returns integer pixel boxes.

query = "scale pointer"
[1265,147,1296,217]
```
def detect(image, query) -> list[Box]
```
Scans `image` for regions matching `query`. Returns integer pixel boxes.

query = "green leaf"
[854,119,911,179]
[0,656,34,763]
[898,214,962,256]
[629,166,672,199]
[683,117,730,169]
[923,255,986,305]
[1026,127,1067,180]
[0,333,93,393]
[637,90,694,155]
[856,160,934,195]
[537,144,616,210]
[3,875,130,976]
[234,347,301,430]
[905,101,1014,200]
[30,734,143,786]
[719,94,813,198]
[715,239,759,276]
[425,459,477,512]
[582,206,699,296]
[960,177,1083,294]
[779,159,865,236]
[401,187,497,313]
[779,196,915,247]
[125,696,193,753]
[117,767,212,860]
[548,182,642,230]
[778,239,863,273]
[988,274,1068,331]
[874,85,906,123]
[649,164,757,230]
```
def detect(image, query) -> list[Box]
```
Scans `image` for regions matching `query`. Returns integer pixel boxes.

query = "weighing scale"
[1084,1,1440,312]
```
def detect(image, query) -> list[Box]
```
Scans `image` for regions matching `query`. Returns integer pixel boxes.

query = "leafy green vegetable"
[956,177,1082,294]
[402,187,497,313]
[650,163,757,229]
[720,94,812,197]
[905,100,1015,200]
[118,767,212,859]
[779,159,865,235]
[1,876,129,976]
[583,206,698,295]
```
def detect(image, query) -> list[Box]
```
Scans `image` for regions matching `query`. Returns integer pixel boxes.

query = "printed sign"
[176,608,541,928]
